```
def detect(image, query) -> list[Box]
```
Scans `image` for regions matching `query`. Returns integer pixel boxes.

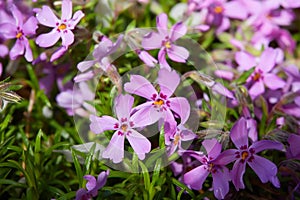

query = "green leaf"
[139,161,150,191]
[234,67,255,85]
[171,178,195,199]
[72,149,84,187]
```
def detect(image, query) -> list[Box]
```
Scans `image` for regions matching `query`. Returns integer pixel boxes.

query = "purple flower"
[56,82,94,117]
[77,35,123,72]
[166,124,196,156]
[35,0,84,48]
[124,69,190,142]
[90,94,151,163]
[142,13,189,70]
[217,117,284,191]
[236,48,285,99]
[0,4,38,62]
[286,134,300,160]
[184,139,231,200]
[137,50,158,67]
[75,170,109,200]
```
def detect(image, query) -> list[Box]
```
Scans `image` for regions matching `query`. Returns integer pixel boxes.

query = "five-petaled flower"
[75,170,109,200]
[35,0,84,48]
[124,69,190,144]
[90,94,151,163]
[184,139,231,200]
[216,117,284,191]
[0,4,38,62]
[142,13,189,70]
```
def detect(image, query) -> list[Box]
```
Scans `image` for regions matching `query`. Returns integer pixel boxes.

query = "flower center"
[121,124,128,132]
[214,6,223,14]
[241,151,249,161]
[58,23,67,30]
[252,72,261,81]
[164,41,171,49]
[154,99,164,106]
[16,31,23,39]
[174,134,180,145]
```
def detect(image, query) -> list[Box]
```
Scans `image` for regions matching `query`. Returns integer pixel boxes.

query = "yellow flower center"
[214,6,223,14]
[154,99,164,106]
[121,124,128,132]
[253,72,261,81]
[174,134,180,145]
[16,32,23,39]
[58,23,67,30]
[241,151,249,160]
[165,41,171,49]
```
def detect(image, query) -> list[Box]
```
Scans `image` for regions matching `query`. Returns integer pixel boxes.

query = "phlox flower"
[35,0,84,48]
[184,139,231,200]
[124,69,190,143]
[75,170,109,200]
[235,48,285,99]
[77,35,123,72]
[0,4,38,62]
[142,13,189,70]
[90,94,151,163]
[217,117,284,191]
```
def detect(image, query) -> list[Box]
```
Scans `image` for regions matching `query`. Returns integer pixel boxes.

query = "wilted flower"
[217,117,284,190]
[142,13,189,70]
[35,0,84,48]
[90,94,151,163]
[0,4,38,61]
[184,139,231,200]
[75,170,109,200]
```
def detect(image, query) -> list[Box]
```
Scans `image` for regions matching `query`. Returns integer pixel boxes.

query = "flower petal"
[96,170,109,189]
[138,50,157,67]
[157,69,180,98]
[23,38,33,62]
[77,60,96,72]
[142,32,163,50]
[257,48,277,73]
[83,175,97,191]
[71,10,85,27]
[89,115,118,134]
[230,117,248,149]
[114,94,134,120]
[0,23,17,39]
[62,0,72,20]
[158,48,171,71]
[11,4,24,27]
[167,45,189,63]
[9,39,24,60]
[36,29,60,48]
[212,167,230,200]
[22,16,38,36]
[235,51,256,71]
[61,30,74,47]
[224,1,248,20]
[156,13,168,35]
[202,138,222,159]
[102,132,125,163]
[130,102,163,127]
[214,149,238,165]
[169,97,190,124]
[248,155,279,186]
[249,79,265,98]
[36,5,59,27]
[250,140,283,153]
[170,22,187,41]
[124,74,157,100]
[263,74,285,90]
[184,165,209,190]
[231,160,246,190]
[126,129,151,160]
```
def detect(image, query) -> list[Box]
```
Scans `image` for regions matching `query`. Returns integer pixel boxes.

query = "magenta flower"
[124,69,190,142]
[236,48,285,99]
[35,0,84,48]
[0,4,37,62]
[90,94,151,163]
[77,35,123,72]
[217,117,284,191]
[184,139,231,200]
[75,170,109,200]
[142,13,189,70]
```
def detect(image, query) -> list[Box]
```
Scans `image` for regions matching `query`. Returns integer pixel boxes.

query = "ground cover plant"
[0,0,300,199]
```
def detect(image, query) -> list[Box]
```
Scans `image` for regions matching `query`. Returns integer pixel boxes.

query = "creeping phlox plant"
[0,0,300,199]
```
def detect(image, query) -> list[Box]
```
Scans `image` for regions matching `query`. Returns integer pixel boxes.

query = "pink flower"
[35,0,84,48]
